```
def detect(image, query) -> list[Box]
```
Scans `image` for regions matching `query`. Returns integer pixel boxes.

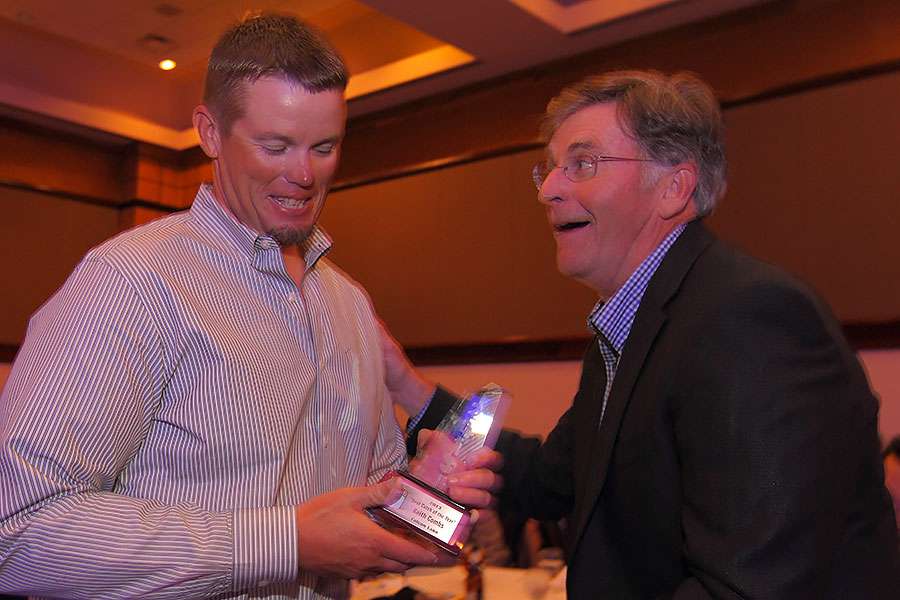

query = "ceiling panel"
[0,0,767,148]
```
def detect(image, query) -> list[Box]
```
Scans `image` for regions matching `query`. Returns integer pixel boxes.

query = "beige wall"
[419,349,900,444]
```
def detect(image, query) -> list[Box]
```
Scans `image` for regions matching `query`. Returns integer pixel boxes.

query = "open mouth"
[554,220,590,232]
[269,195,308,209]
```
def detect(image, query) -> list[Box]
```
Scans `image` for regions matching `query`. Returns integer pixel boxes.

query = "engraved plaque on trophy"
[368,383,511,556]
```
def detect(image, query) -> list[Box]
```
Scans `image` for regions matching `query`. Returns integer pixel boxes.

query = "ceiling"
[0,0,764,149]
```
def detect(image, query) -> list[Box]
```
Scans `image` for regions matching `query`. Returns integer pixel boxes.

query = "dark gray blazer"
[415,220,899,598]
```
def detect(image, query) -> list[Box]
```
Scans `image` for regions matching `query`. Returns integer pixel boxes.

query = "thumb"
[416,429,433,453]
[359,476,403,509]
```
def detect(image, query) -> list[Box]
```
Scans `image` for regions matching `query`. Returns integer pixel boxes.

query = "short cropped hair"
[542,70,727,217]
[203,13,348,134]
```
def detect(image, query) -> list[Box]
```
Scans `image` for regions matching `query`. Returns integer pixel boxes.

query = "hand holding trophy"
[368,384,511,557]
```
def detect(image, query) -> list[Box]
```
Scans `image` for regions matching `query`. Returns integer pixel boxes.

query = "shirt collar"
[588,223,687,354]
[191,183,332,270]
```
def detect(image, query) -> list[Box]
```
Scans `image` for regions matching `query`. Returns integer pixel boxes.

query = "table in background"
[352,565,566,600]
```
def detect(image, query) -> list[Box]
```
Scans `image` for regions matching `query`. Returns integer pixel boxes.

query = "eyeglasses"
[531,154,654,190]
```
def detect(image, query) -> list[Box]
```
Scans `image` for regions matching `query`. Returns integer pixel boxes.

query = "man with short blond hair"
[0,14,495,599]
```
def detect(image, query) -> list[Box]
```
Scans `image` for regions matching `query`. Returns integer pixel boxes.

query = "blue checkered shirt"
[588,223,687,424]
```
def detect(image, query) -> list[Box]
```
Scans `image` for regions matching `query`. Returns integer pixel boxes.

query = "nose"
[286,155,313,187]
[537,167,564,206]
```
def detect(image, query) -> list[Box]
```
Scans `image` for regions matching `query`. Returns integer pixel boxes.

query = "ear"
[193,104,221,159]
[658,163,698,220]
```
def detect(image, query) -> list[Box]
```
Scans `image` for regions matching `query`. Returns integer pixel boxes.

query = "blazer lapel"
[571,306,666,544]
[570,220,716,549]
[573,340,607,494]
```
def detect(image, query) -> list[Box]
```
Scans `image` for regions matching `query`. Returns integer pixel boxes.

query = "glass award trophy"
[368,383,511,557]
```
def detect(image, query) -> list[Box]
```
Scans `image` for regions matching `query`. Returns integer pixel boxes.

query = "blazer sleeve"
[669,278,895,599]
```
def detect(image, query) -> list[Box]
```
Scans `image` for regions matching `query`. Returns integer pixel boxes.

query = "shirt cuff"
[232,505,298,591]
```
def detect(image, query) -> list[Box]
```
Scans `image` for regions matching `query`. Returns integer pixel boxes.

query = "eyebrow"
[253,134,343,146]
[545,139,597,163]
[567,140,597,153]
[314,135,342,146]
[254,133,294,144]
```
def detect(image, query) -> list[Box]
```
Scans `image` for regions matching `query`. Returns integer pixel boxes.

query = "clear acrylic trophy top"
[411,383,511,493]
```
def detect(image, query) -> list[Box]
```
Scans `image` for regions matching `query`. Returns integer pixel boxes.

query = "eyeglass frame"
[531,153,655,190]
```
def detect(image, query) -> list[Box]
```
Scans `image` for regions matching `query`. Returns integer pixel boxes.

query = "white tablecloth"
[351,565,566,600]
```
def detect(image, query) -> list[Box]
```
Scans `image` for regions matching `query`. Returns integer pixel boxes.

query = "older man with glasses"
[385,69,899,599]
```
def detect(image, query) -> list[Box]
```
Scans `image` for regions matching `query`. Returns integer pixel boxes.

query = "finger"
[446,485,495,509]
[378,533,439,566]
[415,429,433,452]
[373,558,413,574]
[446,469,503,508]
[448,469,503,493]
[463,448,504,472]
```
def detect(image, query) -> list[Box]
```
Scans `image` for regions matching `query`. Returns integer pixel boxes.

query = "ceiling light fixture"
[158,59,176,71]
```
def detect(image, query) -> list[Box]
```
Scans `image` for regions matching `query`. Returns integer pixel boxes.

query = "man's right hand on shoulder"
[295,479,437,579]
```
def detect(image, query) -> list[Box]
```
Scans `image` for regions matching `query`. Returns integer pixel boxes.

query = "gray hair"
[542,70,727,216]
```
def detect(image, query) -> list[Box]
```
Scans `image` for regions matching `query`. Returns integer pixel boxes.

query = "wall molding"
[404,322,900,365]
[843,321,900,351]
[0,178,119,208]
[0,344,17,363]
[332,142,541,192]
[723,58,900,110]
[5,59,900,213]
[337,59,900,193]
[406,337,592,366]
[3,322,899,367]
[0,179,181,214]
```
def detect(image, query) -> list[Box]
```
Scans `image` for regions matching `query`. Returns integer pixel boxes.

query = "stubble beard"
[268,226,312,247]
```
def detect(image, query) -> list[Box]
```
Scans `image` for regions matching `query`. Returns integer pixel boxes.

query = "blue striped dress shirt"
[0,184,406,599]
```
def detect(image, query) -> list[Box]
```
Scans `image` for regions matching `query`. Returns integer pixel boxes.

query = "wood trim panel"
[3,323,899,367]
[844,321,900,351]
[0,179,179,213]
[336,60,900,193]
[339,0,900,184]
[3,0,899,208]
[332,142,541,192]
[0,344,18,363]
[406,322,900,365]
[0,178,119,208]
[406,337,593,366]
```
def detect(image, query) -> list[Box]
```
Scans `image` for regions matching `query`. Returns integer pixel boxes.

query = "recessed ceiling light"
[159,59,176,71]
